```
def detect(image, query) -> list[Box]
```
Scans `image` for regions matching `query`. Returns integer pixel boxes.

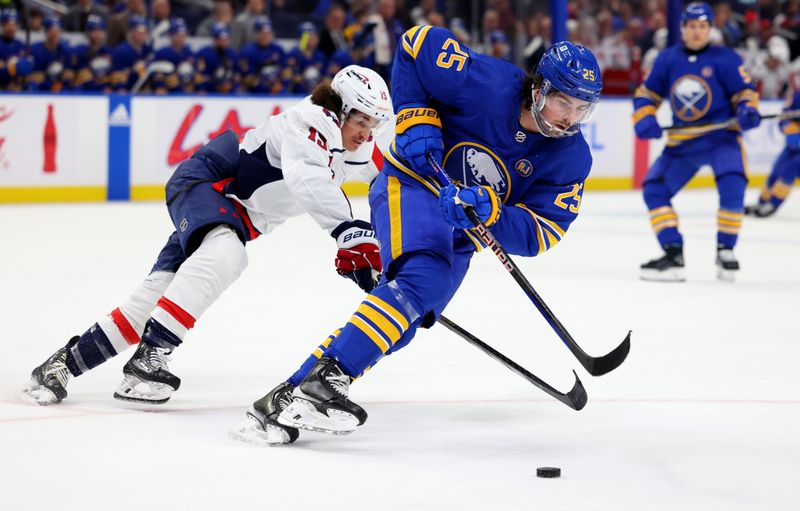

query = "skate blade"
[640,268,686,282]
[228,417,294,446]
[113,374,174,404]
[19,379,60,406]
[277,399,357,435]
[716,268,737,282]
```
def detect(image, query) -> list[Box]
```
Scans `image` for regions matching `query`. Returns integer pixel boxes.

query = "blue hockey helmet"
[531,41,602,137]
[0,8,18,25]
[169,17,188,35]
[681,2,714,25]
[212,22,230,40]
[86,14,106,32]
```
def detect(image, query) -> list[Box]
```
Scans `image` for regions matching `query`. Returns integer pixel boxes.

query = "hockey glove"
[634,115,662,140]
[736,103,761,131]
[10,56,34,77]
[787,132,800,148]
[332,220,382,292]
[439,185,502,230]
[394,107,443,176]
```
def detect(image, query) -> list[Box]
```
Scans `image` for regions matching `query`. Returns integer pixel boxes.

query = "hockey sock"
[141,317,183,349]
[287,329,340,387]
[716,173,746,248]
[65,323,123,377]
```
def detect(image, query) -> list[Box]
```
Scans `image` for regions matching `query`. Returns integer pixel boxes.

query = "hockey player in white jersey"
[22,65,391,406]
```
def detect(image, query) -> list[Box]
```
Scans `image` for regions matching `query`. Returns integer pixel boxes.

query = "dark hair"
[310,83,343,116]
[521,72,543,110]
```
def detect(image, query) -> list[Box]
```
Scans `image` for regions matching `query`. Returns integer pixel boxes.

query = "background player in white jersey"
[22,65,391,406]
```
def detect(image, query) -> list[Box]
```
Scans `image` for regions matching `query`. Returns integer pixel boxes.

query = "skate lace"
[46,357,70,388]
[325,371,349,398]
[147,347,172,371]
[276,390,293,411]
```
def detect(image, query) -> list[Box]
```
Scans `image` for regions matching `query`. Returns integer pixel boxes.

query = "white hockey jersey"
[227,96,385,236]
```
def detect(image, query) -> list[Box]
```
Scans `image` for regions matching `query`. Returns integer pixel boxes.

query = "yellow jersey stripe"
[634,85,663,104]
[386,144,441,195]
[387,175,403,261]
[515,203,546,255]
[357,303,402,345]
[632,105,657,123]
[536,214,566,238]
[349,315,390,353]
[365,294,409,331]
[463,229,485,252]
[411,25,433,58]
[543,228,559,249]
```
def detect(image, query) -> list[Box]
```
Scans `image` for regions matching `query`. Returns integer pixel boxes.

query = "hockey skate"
[716,246,739,282]
[278,357,367,435]
[640,245,686,282]
[228,382,300,446]
[744,202,776,218]
[20,337,76,405]
[113,342,181,404]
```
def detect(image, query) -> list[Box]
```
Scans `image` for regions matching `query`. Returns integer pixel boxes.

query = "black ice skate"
[744,202,776,218]
[113,342,181,404]
[640,245,686,282]
[277,357,367,435]
[716,245,740,282]
[230,382,300,446]
[21,337,76,405]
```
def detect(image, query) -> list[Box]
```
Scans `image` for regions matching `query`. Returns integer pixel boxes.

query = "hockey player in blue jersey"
[238,16,286,93]
[0,9,33,90]
[110,15,153,92]
[239,28,602,444]
[151,18,195,94]
[69,15,112,92]
[28,16,71,91]
[195,22,237,94]
[633,2,760,282]
[745,90,800,217]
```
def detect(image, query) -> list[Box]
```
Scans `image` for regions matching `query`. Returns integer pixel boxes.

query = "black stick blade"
[565,370,588,410]
[584,330,632,376]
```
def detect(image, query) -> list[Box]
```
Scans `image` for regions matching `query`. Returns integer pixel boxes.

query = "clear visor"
[344,110,388,137]
[531,80,599,137]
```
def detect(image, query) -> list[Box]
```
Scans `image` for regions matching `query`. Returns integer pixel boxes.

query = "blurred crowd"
[2,0,800,98]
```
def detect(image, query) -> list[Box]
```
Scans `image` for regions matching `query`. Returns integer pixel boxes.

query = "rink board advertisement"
[0,95,108,201]
[0,94,785,203]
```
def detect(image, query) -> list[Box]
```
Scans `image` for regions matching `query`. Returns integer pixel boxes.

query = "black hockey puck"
[536,467,561,478]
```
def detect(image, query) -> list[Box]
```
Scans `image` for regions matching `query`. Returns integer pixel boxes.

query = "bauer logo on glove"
[332,220,383,292]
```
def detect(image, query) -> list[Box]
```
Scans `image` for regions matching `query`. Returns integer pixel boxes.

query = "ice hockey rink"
[1,188,798,511]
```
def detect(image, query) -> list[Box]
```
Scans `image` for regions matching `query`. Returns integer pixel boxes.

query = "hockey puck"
[536,467,561,478]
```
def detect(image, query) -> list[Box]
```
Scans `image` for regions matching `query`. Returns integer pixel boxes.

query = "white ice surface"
[1,189,798,511]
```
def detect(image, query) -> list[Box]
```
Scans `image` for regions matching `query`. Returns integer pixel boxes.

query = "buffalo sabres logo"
[670,74,713,122]
[443,143,511,198]
[514,159,533,177]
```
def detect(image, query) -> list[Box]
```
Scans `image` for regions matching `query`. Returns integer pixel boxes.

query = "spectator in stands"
[427,10,446,28]
[195,21,237,93]
[477,8,499,54]
[197,0,233,38]
[318,2,347,58]
[0,9,33,90]
[372,0,404,80]
[29,16,71,92]
[641,27,666,79]
[410,0,436,27]
[523,14,548,71]
[286,21,326,93]
[238,16,285,93]
[714,2,742,47]
[107,0,148,47]
[489,29,511,61]
[449,18,471,45]
[64,0,110,33]
[150,0,173,46]
[231,0,265,51]
[110,15,153,92]
[152,17,195,94]
[171,0,213,35]
[70,14,112,92]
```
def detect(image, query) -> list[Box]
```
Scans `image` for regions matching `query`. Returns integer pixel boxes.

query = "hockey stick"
[662,109,800,130]
[426,153,631,376]
[437,315,587,410]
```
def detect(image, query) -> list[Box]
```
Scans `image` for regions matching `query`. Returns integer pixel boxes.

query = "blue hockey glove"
[634,115,662,139]
[11,56,34,77]
[394,107,443,176]
[439,185,502,229]
[736,103,761,131]
[787,132,800,148]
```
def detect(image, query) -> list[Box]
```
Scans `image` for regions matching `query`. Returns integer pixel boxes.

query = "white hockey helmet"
[331,65,392,133]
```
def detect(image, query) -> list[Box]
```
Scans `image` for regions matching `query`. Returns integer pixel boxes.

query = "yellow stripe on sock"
[357,303,402,345]
[348,316,390,353]
[365,295,409,331]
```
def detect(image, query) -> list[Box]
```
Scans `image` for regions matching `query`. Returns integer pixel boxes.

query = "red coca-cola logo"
[167,104,284,166]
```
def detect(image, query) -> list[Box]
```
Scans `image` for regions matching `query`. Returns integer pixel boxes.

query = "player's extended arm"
[632,52,668,139]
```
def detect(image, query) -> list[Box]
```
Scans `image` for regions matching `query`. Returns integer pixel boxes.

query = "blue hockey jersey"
[385,26,592,257]
[633,44,758,151]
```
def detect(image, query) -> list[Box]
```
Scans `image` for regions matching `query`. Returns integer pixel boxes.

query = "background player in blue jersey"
[745,90,800,217]
[239,27,602,445]
[69,15,112,92]
[22,66,391,407]
[151,18,195,94]
[633,2,760,282]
